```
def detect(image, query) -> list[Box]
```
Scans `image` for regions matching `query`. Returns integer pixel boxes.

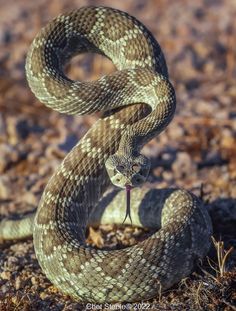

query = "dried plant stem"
[211,236,234,278]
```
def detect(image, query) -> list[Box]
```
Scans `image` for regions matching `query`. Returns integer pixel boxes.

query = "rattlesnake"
[0,6,212,303]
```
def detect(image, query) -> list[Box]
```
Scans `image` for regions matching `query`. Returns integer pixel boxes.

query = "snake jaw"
[123,185,133,224]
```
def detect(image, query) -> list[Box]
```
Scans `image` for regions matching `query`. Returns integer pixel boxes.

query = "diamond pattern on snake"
[0,6,212,303]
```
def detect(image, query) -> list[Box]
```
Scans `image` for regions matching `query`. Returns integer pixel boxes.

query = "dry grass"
[0,232,235,311]
[209,237,234,279]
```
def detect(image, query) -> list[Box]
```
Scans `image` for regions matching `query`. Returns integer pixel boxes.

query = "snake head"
[105,153,151,188]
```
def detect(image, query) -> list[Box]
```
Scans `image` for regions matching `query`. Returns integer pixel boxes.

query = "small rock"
[31,276,38,285]
[22,191,37,206]
[162,171,173,182]
[6,256,19,271]
[0,271,11,280]
[0,144,13,173]
[0,175,11,199]
[172,152,197,179]
[11,296,18,305]
[40,291,50,300]
[15,276,23,290]
[0,284,9,294]
[6,117,18,145]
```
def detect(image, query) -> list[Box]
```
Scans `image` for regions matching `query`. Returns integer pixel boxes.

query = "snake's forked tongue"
[123,185,132,224]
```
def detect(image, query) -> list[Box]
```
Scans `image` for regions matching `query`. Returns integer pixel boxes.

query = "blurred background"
[0,0,235,211]
[0,0,235,309]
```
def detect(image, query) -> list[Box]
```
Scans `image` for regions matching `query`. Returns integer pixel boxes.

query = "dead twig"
[211,236,234,278]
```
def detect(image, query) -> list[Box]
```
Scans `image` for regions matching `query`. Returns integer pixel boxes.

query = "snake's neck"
[34,105,150,247]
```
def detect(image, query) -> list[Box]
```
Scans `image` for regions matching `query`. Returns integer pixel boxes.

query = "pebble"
[0,271,11,280]
[22,191,37,206]
[172,152,197,179]
[6,256,19,271]
[0,144,13,173]
[0,284,9,294]
[31,276,38,285]
[15,276,23,290]
[11,296,18,304]
[40,291,50,300]
[0,143,28,173]
[0,175,11,200]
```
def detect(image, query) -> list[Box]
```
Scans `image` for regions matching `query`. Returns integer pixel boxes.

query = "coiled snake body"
[0,6,212,303]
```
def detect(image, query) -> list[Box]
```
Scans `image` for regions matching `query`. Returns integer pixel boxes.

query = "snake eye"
[132,164,140,172]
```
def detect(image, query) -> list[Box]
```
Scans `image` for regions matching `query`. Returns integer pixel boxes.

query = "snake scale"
[0,6,212,303]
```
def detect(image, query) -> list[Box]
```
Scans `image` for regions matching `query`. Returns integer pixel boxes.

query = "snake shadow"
[89,187,236,260]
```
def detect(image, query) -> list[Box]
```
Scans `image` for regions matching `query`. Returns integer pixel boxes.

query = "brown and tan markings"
[0,6,212,303]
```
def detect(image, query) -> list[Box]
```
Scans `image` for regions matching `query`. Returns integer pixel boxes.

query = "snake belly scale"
[1,6,212,303]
